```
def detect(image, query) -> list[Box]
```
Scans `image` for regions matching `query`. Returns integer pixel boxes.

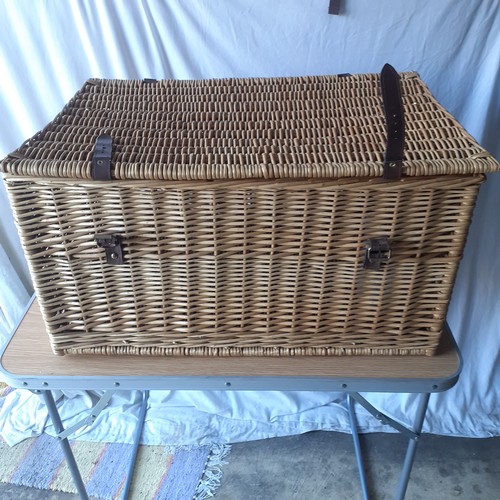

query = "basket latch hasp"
[364,237,391,270]
[95,234,124,265]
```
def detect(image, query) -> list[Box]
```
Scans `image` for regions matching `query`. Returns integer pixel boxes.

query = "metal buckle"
[364,237,391,270]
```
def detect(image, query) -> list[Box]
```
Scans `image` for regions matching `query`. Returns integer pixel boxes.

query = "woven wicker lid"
[1,71,498,180]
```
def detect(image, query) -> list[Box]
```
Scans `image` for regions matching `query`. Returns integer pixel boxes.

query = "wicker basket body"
[2,70,498,356]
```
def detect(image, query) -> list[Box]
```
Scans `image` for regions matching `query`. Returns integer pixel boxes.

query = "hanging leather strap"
[328,0,341,15]
[380,64,405,180]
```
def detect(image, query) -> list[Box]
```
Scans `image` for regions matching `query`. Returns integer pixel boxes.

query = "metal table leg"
[395,393,430,500]
[42,390,89,500]
[122,390,150,500]
[39,389,148,500]
[348,393,370,500]
[348,392,431,500]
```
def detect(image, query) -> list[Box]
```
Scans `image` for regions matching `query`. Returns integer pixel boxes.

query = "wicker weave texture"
[2,69,497,356]
[2,73,498,180]
[5,174,482,356]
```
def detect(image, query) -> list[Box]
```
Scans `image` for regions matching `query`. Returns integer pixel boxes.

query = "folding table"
[0,297,462,500]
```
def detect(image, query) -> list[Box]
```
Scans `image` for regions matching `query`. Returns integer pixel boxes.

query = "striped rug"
[0,385,230,499]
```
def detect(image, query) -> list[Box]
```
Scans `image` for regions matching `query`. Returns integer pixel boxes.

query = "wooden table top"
[0,298,461,392]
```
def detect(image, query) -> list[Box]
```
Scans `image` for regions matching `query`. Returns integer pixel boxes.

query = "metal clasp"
[364,237,391,270]
[95,234,124,265]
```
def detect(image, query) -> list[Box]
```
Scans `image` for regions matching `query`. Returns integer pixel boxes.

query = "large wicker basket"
[2,65,498,356]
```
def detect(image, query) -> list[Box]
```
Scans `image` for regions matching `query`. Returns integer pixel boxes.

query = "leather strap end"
[383,160,403,180]
[328,0,341,15]
[91,134,113,181]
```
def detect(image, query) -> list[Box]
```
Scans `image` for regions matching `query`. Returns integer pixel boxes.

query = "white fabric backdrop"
[0,0,498,445]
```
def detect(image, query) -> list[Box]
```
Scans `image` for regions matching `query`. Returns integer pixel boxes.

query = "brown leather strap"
[328,0,341,15]
[91,134,113,180]
[380,64,405,180]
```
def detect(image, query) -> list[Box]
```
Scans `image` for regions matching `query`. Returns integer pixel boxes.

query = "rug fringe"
[194,443,231,499]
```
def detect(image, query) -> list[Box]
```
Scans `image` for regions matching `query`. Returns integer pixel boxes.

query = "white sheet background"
[0,0,498,445]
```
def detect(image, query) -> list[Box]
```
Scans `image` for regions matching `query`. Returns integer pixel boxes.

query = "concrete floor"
[217,432,499,500]
[0,432,498,500]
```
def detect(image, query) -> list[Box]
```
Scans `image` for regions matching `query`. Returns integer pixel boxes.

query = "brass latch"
[364,237,391,270]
